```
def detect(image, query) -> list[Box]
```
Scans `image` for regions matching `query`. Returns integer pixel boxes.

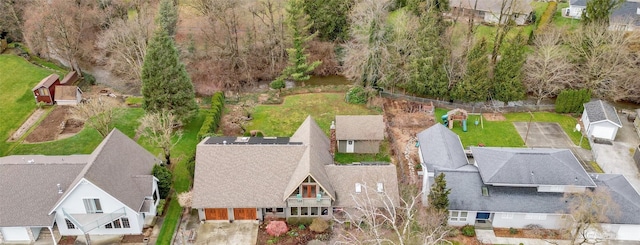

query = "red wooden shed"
[32,74,60,105]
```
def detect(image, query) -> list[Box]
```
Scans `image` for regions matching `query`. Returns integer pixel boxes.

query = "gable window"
[449,211,468,222]
[113,219,122,229]
[355,183,362,193]
[377,182,384,192]
[121,217,130,228]
[105,223,113,229]
[38,88,49,96]
[83,198,103,214]
[65,219,76,229]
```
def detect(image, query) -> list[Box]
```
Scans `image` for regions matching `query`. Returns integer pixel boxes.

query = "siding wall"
[448,211,476,227]
[588,121,619,141]
[337,140,381,153]
[492,212,564,229]
[0,227,30,242]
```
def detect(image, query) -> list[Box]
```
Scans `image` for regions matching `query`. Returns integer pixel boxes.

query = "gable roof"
[450,0,533,14]
[592,174,640,224]
[325,164,399,207]
[51,129,159,213]
[584,100,622,127]
[32,74,60,91]
[417,124,469,171]
[0,156,87,226]
[471,147,596,187]
[54,86,81,101]
[335,115,385,140]
[60,71,79,85]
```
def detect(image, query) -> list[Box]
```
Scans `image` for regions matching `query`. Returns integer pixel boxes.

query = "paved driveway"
[195,221,258,245]
[592,118,640,191]
[513,122,574,148]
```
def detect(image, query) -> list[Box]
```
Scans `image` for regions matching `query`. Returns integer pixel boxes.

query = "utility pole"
[523,111,534,146]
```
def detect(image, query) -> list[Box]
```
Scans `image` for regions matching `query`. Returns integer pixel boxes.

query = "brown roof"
[32,74,60,91]
[325,164,400,207]
[335,115,385,140]
[450,0,533,14]
[54,86,81,101]
[60,71,79,85]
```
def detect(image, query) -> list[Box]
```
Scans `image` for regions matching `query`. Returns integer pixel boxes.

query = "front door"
[302,184,316,198]
[346,140,354,153]
[476,212,491,220]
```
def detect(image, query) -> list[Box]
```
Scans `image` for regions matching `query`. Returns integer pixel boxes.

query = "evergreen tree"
[408,12,449,99]
[141,28,198,124]
[303,0,353,41]
[276,0,321,83]
[452,38,491,102]
[429,173,451,213]
[582,0,623,26]
[493,33,526,105]
[156,0,178,37]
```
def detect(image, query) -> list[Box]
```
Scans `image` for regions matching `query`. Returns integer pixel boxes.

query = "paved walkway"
[476,229,570,245]
[8,108,46,141]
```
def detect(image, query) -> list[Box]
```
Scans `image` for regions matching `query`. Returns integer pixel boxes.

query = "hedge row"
[555,89,591,113]
[534,1,557,35]
[197,91,225,140]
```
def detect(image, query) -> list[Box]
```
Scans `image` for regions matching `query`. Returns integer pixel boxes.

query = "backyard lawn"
[247,93,381,136]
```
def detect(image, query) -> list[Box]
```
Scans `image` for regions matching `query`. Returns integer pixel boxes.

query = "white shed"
[54,86,83,105]
[581,100,622,141]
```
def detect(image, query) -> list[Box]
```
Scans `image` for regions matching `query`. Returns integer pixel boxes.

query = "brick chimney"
[330,121,336,158]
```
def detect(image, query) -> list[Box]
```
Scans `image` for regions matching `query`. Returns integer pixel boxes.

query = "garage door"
[618,226,640,240]
[233,208,257,220]
[0,227,30,241]
[205,208,228,220]
[591,125,616,140]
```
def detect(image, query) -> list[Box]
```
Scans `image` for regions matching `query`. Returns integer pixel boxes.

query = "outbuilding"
[54,86,83,105]
[32,74,60,105]
[581,100,622,141]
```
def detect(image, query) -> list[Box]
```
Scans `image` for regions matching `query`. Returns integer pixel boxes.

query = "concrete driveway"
[592,118,640,191]
[195,221,258,245]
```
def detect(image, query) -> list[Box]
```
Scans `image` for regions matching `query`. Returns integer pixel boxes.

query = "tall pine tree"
[141,28,198,124]
[452,38,491,102]
[429,173,451,213]
[276,0,321,83]
[493,33,526,105]
[408,12,449,99]
[156,0,178,37]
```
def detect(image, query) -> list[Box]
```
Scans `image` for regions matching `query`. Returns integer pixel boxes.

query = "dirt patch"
[57,236,76,245]
[121,234,146,243]
[383,98,435,185]
[256,219,330,245]
[450,234,483,245]
[24,106,84,143]
[482,112,506,121]
[494,228,562,239]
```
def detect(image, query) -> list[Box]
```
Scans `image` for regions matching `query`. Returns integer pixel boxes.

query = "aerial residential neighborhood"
[2,0,640,244]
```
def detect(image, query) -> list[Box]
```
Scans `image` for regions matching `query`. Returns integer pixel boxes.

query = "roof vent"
[27,159,35,164]
[57,183,63,194]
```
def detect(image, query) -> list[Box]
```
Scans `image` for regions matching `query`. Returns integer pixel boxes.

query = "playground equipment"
[442,108,469,131]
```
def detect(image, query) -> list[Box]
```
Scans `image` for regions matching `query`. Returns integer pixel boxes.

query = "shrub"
[346,86,374,104]
[287,217,314,227]
[309,218,329,233]
[298,224,306,230]
[555,89,591,113]
[270,79,286,91]
[197,91,225,140]
[535,1,557,35]
[447,227,460,237]
[81,72,96,85]
[156,199,166,215]
[266,220,289,237]
[461,225,475,237]
[152,165,173,198]
[185,154,196,180]
[509,227,518,234]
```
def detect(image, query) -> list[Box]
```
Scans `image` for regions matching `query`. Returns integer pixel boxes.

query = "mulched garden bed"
[256,219,331,245]
[494,227,563,239]
[57,236,76,245]
[24,106,83,142]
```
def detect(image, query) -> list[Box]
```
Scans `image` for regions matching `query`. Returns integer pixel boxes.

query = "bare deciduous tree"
[138,111,182,165]
[523,28,576,105]
[70,97,121,138]
[0,0,28,41]
[562,187,619,244]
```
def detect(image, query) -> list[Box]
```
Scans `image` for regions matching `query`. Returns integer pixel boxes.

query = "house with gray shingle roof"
[0,129,161,244]
[416,124,640,242]
[335,115,385,153]
[192,116,399,221]
[581,100,622,141]
[448,0,534,25]
[566,0,640,31]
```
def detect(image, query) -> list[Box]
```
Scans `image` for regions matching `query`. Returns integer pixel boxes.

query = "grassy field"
[247,93,381,136]
[435,109,588,149]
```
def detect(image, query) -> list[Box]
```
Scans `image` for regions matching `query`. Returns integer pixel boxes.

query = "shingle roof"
[325,164,399,207]
[54,86,81,101]
[450,0,533,14]
[0,156,87,226]
[417,124,469,171]
[335,115,385,140]
[32,74,59,91]
[592,174,640,224]
[584,100,622,127]
[471,147,596,187]
[570,0,640,26]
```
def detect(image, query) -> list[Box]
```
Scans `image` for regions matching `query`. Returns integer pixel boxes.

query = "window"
[265,208,273,213]
[501,213,514,219]
[301,207,309,215]
[39,88,49,96]
[302,184,316,198]
[276,208,284,213]
[291,207,299,215]
[65,219,76,229]
[481,186,489,196]
[355,183,362,193]
[83,198,103,214]
[105,223,113,229]
[377,182,384,192]
[121,217,130,228]
[153,190,158,202]
[113,219,122,229]
[348,140,353,145]
[449,211,468,222]
[310,207,318,215]
[525,213,547,220]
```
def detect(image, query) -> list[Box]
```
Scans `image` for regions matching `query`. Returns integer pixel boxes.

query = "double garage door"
[204,208,256,220]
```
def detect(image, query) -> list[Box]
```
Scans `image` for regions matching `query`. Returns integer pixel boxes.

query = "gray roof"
[32,74,59,90]
[0,156,87,226]
[450,0,533,14]
[335,115,385,140]
[325,164,399,207]
[417,124,469,171]
[592,174,640,224]
[584,100,622,127]
[471,147,596,187]
[51,129,159,214]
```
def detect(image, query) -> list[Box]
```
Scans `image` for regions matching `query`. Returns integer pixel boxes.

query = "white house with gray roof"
[417,124,640,242]
[192,116,399,222]
[566,0,640,31]
[0,129,160,244]
[581,100,622,141]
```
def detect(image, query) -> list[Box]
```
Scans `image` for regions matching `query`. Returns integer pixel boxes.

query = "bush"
[156,199,166,215]
[81,72,96,85]
[185,154,196,180]
[346,86,370,104]
[509,227,518,234]
[152,165,173,199]
[197,91,225,140]
[309,218,329,233]
[461,225,475,237]
[266,220,289,237]
[555,89,591,113]
[287,217,314,227]
[270,79,285,91]
[447,227,460,237]
[535,1,557,35]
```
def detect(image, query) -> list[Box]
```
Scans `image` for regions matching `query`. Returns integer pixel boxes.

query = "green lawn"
[0,55,66,155]
[435,109,588,149]
[552,2,581,29]
[247,93,381,136]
